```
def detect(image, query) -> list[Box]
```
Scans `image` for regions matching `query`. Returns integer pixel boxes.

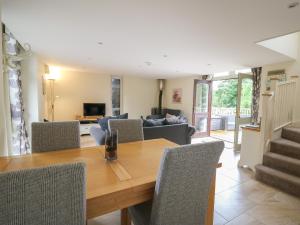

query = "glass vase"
[105,129,118,161]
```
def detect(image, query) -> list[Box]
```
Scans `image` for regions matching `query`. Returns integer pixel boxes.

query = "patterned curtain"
[3,27,30,155]
[251,67,262,124]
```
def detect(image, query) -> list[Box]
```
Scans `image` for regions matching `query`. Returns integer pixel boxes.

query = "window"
[111,77,122,116]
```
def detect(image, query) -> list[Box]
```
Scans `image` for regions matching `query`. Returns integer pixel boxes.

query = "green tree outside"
[212,79,252,109]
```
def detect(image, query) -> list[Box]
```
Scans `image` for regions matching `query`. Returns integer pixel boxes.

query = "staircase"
[255,126,300,197]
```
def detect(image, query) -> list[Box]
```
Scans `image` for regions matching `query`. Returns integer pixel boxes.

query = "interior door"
[234,73,253,151]
[193,80,212,137]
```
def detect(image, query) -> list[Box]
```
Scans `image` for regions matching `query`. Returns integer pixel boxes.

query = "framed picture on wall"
[172,88,182,103]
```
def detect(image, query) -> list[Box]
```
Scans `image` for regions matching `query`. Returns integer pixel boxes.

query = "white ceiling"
[2,0,300,78]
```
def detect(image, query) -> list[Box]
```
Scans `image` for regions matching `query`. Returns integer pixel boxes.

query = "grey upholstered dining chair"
[128,140,224,225]
[0,162,86,225]
[31,121,80,153]
[108,119,144,143]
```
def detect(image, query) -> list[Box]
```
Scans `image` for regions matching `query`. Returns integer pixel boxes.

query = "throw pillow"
[165,116,181,125]
[166,113,175,118]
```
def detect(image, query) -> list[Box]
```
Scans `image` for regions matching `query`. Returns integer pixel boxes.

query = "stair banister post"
[260,91,274,153]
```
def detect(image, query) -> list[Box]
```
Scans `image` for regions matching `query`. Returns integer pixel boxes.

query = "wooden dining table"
[0,138,221,225]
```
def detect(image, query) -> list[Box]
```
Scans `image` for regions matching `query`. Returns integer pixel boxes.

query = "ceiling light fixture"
[288,2,299,8]
[97,42,103,45]
[207,64,211,66]
[163,54,168,58]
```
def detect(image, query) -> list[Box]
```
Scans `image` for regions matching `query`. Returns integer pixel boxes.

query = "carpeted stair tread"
[263,152,300,177]
[282,127,300,144]
[255,164,300,197]
[270,138,300,159]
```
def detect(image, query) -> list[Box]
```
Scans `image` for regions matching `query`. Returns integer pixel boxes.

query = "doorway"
[192,73,253,151]
[234,73,253,150]
[210,78,238,144]
[192,80,212,137]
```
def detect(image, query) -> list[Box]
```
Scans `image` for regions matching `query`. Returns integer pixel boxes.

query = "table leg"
[205,174,216,225]
[121,208,131,225]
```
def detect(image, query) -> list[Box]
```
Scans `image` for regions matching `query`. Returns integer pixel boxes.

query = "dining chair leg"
[205,172,216,225]
[121,208,131,225]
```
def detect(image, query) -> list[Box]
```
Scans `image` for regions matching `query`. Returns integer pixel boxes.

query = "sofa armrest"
[90,126,106,146]
[187,126,196,136]
[186,125,196,144]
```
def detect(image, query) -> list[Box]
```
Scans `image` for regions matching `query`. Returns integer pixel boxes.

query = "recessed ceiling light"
[288,2,299,8]
[163,54,168,58]
[207,64,211,66]
[97,42,103,45]
[144,61,152,66]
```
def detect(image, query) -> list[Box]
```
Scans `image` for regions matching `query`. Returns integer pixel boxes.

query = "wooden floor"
[82,136,300,225]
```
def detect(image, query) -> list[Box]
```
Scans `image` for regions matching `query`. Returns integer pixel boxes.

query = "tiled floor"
[81,136,300,225]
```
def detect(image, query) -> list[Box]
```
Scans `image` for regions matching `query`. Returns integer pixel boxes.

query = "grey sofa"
[90,123,195,146]
[143,123,195,145]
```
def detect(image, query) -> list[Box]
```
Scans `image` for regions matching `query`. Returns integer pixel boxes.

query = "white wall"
[260,35,300,121]
[164,76,199,123]
[123,76,158,119]
[50,71,112,121]
[164,43,300,124]
[50,71,158,121]
[22,54,45,135]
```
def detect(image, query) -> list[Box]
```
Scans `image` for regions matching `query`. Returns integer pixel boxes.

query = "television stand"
[75,115,103,135]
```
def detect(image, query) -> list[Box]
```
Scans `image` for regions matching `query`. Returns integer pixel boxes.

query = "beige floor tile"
[219,151,240,170]
[215,172,240,193]
[225,213,265,225]
[230,179,278,204]
[213,211,228,225]
[88,211,120,225]
[192,136,220,144]
[218,167,254,183]
[260,191,300,210]
[215,189,256,221]
[247,204,300,225]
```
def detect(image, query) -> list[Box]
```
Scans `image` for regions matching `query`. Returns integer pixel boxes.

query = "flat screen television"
[83,103,105,117]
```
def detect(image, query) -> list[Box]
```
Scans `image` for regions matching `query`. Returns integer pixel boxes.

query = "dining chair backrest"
[0,162,86,225]
[108,119,144,143]
[31,121,80,153]
[150,141,224,225]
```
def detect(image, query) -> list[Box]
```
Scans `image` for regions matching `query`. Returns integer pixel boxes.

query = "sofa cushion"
[98,113,128,131]
[165,116,180,125]
[143,118,167,127]
[165,114,188,125]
